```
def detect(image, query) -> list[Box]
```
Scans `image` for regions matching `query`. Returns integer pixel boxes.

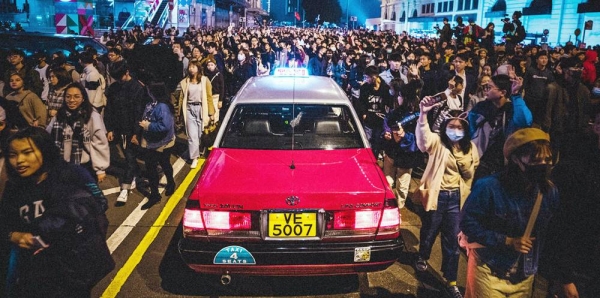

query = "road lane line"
[107,158,186,253]
[101,159,204,298]
[103,187,121,196]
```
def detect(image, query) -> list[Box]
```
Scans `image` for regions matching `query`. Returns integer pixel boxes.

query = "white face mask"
[237,54,245,61]
[446,128,465,142]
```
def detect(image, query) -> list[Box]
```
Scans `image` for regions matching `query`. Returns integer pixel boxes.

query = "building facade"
[2,0,265,34]
[379,0,600,47]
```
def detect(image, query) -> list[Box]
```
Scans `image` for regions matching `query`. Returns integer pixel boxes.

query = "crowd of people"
[0,10,599,297]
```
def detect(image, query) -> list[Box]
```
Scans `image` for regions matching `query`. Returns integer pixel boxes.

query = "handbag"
[201,119,218,147]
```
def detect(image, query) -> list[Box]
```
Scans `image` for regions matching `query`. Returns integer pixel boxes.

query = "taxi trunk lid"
[191,148,388,211]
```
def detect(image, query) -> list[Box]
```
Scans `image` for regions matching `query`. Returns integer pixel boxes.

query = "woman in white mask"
[413,97,480,298]
[232,49,256,96]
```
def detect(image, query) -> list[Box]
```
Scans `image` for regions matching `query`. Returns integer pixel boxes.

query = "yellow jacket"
[174,76,215,131]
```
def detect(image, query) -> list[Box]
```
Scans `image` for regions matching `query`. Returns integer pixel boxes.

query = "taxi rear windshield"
[220,104,364,150]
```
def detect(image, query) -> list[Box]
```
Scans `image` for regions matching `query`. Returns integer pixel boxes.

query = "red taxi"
[178,69,402,278]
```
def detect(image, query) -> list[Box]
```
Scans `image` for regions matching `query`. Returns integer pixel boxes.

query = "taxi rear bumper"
[178,238,402,276]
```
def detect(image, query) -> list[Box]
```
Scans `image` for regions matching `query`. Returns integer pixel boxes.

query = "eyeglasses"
[482,84,497,92]
[65,95,83,101]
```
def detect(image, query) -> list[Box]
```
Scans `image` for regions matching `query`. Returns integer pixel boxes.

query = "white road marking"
[106,158,186,254]
[103,187,121,196]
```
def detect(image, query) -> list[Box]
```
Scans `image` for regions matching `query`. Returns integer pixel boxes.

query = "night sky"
[268,0,380,26]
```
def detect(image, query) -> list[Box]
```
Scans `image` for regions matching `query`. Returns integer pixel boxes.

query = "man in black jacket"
[104,61,148,205]
[523,51,554,126]
[357,66,393,158]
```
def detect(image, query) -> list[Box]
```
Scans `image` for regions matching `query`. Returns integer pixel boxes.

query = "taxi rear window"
[220,104,364,150]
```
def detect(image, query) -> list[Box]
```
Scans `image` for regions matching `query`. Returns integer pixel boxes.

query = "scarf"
[52,109,86,165]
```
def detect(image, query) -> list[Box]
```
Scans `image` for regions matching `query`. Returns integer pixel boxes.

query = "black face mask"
[523,164,551,185]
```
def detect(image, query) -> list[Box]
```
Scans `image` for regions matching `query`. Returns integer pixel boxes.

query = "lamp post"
[346,0,349,29]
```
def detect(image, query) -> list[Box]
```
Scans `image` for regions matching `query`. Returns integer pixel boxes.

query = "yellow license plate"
[268,212,317,237]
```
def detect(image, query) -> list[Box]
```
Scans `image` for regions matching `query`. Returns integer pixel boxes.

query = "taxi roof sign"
[274,68,309,77]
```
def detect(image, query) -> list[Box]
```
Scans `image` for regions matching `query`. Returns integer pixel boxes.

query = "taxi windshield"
[220,104,364,150]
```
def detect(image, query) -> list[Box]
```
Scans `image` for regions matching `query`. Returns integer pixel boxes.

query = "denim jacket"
[142,102,175,150]
[460,174,559,277]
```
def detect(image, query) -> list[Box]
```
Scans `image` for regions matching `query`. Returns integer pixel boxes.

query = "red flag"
[295,11,300,21]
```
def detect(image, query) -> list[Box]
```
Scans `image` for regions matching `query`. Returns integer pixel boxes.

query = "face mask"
[592,87,600,96]
[386,49,392,53]
[523,164,551,185]
[446,128,464,142]
[237,54,245,61]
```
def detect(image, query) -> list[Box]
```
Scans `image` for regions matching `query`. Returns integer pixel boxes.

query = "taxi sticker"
[213,245,256,265]
[354,247,371,262]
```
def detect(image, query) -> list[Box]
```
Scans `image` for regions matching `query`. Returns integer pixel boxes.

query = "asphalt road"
[91,138,550,297]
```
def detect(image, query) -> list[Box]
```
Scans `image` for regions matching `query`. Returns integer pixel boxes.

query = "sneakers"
[115,189,128,207]
[190,159,199,169]
[446,285,463,298]
[130,177,137,190]
[415,256,428,272]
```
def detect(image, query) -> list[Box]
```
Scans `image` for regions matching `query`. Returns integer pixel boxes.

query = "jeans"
[186,104,203,160]
[419,188,461,282]
[363,125,383,157]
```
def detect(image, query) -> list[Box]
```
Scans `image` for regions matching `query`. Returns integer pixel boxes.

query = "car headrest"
[314,119,341,134]
[244,119,272,134]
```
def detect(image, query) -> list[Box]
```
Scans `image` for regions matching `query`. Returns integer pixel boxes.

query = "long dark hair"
[146,81,175,115]
[439,110,472,154]
[3,127,61,182]
[49,67,71,89]
[56,82,94,123]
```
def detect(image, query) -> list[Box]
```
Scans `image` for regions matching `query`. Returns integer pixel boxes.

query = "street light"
[346,0,349,28]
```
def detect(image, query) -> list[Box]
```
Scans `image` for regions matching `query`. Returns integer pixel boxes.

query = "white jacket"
[81,64,106,108]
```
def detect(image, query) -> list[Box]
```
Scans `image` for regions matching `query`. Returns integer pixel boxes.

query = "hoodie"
[582,50,597,85]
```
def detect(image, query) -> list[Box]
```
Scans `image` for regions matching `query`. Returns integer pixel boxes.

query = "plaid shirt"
[47,87,65,111]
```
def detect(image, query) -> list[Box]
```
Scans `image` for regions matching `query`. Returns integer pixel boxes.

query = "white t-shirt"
[36,64,50,102]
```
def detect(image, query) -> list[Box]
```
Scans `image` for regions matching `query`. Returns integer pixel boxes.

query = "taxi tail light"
[203,211,252,230]
[183,208,252,238]
[183,208,207,237]
[333,210,380,230]
[327,198,401,239]
[376,198,401,240]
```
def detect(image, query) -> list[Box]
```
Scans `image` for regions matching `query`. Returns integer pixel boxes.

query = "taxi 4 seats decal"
[213,246,257,265]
